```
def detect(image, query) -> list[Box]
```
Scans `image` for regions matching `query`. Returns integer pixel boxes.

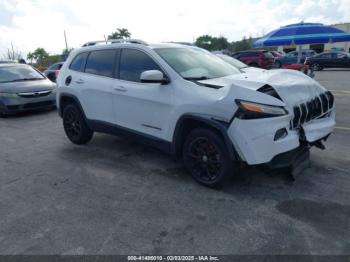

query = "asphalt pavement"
[0,70,349,255]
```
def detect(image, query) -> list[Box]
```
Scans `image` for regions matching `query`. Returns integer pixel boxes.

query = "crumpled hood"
[198,69,326,107]
[0,79,55,93]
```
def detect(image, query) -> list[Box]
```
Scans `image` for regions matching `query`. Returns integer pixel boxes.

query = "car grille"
[17,90,52,98]
[291,91,334,129]
[23,100,55,109]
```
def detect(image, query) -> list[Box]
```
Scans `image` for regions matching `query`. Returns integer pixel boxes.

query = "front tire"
[183,128,233,188]
[311,63,322,71]
[62,104,93,145]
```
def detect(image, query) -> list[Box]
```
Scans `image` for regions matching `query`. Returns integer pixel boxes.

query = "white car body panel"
[57,43,335,166]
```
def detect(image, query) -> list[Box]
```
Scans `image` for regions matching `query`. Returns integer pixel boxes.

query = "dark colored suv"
[233,50,274,69]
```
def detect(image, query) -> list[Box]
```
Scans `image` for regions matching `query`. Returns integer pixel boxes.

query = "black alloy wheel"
[63,104,93,144]
[183,128,233,187]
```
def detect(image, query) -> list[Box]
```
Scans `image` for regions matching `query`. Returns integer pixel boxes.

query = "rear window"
[69,52,88,72]
[0,65,44,83]
[85,50,116,77]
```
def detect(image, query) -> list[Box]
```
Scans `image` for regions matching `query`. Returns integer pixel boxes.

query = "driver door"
[112,48,174,139]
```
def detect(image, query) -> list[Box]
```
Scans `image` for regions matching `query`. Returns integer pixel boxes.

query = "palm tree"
[108,28,131,40]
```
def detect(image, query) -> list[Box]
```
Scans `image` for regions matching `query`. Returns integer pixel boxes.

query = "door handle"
[75,79,85,84]
[113,86,127,92]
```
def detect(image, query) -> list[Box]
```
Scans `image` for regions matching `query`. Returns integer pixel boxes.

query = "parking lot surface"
[0,70,349,255]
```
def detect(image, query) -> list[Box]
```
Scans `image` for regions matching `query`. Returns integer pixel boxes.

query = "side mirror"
[140,70,169,84]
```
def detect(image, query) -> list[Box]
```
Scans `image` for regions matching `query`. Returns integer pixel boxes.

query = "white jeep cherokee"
[57,39,335,187]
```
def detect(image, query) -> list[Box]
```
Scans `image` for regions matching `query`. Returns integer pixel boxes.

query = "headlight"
[0,93,17,98]
[235,100,288,119]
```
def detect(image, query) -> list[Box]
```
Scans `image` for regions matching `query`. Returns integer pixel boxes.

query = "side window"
[85,50,116,77]
[119,49,161,82]
[336,53,346,59]
[320,53,332,59]
[69,53,88,72]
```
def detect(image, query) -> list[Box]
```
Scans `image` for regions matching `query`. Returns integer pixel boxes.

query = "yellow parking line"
[335,126,350,131]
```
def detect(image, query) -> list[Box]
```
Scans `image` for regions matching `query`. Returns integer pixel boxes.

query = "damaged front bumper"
[227,108,335,166]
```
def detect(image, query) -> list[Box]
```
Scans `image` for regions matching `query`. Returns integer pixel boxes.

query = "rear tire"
[182,128,233,188]
[62,104,93,145]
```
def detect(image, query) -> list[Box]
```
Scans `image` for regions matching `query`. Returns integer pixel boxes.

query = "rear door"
[112,48,174,139]
[320,53,333,68]
[77,49,117,124]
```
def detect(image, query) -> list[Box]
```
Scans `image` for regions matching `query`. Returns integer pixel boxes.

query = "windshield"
[155,48,240,80]
[0,65,44,83]
[216,54,247,69]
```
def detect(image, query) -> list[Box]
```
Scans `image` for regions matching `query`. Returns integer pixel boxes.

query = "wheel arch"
[171,114,238,161]
[58,93,85,118]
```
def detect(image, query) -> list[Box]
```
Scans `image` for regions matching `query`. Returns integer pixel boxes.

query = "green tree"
[195,35,230,51]
[212,36,229,50]
[231,36,253,52]
[27,52,34,63]
[108,28,131,39]
[30,48,49,65]
[195,35,214,50]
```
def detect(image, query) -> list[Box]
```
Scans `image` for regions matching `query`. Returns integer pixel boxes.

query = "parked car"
[274,50,317,68]
[216,54,265,73]
[232,50,274,69]
[57,40,335,187]
[270,51,284,58]
[305,51,350,71]
[0,63,56,116]
[0,60,17,64]
[43,62,64,82]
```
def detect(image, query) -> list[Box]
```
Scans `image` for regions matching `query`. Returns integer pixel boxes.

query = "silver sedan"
[0,63,56,116]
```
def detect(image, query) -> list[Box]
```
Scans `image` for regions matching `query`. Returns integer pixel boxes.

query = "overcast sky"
[0,0,349,58]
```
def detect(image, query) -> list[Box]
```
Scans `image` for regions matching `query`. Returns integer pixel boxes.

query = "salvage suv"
[56,39,335,187]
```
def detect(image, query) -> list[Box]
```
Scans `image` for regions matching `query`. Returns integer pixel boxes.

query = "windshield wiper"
[184,76,211,81]
[8,78,43,82]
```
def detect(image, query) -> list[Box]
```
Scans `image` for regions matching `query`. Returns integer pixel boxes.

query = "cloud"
[0,0,349,58]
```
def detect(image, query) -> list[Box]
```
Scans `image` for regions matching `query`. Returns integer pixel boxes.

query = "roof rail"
[82,39,148,47]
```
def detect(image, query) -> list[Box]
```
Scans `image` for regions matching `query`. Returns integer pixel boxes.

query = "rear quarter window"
[69,52,88,72]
